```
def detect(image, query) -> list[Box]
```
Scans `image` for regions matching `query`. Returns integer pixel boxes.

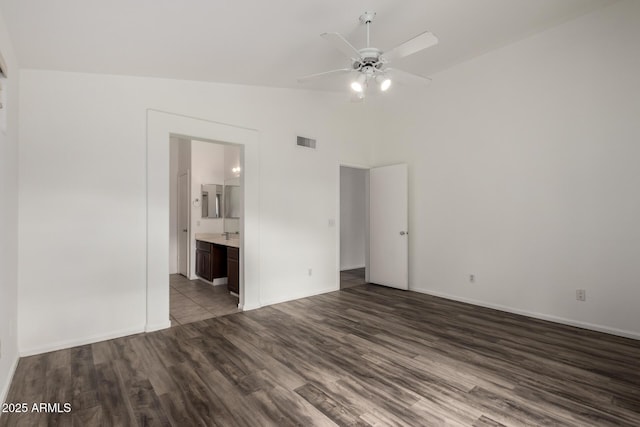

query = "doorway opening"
[338,163,409,291]
[168,136,243,326]
[339,165,370,289]
[146,109,259,332]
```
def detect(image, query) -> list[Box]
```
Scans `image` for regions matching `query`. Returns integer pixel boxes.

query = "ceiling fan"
[298,11,439,100]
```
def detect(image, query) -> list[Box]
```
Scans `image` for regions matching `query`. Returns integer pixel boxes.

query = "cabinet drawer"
[196,240,213,252]
[227,246,239,260]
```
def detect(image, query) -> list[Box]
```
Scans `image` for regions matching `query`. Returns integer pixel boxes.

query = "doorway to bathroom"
[146,110,259,332]
[168,136,243,326]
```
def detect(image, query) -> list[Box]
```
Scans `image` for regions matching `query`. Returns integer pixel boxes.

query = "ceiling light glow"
[351,74,367,92]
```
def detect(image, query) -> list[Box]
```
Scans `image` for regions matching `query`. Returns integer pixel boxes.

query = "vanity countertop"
[195,233,240,248]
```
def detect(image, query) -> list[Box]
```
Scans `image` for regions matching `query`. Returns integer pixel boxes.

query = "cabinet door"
[203,251,213,281]
[196,249,214,281]
[211,244,227,279]
[195,249,205,278]
[227,247,239,294]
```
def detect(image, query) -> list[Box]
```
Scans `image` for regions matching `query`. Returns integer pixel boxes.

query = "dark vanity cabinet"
[195,240,227,282]
[195,239,239,294]
[227,247,239,294]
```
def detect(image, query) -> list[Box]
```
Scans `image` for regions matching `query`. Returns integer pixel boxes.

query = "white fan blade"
[383,31,439,62]
[321,32,362,59]
[297,68,352,83]
[386,68,432,86]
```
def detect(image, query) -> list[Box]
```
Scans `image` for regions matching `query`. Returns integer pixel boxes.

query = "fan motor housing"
[353,47,384,73]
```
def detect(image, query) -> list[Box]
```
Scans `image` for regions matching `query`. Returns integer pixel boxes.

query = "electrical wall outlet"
[308,268,312,276]
[576,289,586,301]
[469,274,475,283]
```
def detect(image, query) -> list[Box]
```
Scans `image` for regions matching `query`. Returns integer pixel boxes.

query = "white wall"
[17,70,373,354]
[0,7,19,405]
[189,139,225,279]
[372,0,640,338]
[224,144,241,181]
[340,167,367,270]
[224,144,241,233]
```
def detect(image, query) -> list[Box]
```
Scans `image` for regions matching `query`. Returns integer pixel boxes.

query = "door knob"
[183,229,188,232]
[400,231,408,236]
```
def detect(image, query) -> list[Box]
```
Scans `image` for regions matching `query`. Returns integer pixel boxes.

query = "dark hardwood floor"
[340,268,366,289]
[2,284,640,426]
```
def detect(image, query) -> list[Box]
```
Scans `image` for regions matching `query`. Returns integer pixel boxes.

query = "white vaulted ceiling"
[0,0,617,89]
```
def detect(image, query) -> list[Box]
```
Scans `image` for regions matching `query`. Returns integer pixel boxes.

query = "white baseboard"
[240,285,339,312]
[145,320,171,333]
[260,286,338,308]
[192,276,227,286]
[0,356,19,407]
[212,278,228,286]
[19,325,146,357]
[412,287,640,341]
[239,302,261,311]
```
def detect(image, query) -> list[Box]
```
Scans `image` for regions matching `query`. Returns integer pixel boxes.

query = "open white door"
[369,164,408,290]
[177,172,189,277]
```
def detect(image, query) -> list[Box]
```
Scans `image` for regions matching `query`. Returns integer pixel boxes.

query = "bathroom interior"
[169,136,242,326]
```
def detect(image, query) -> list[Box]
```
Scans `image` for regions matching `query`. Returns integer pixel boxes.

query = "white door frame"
[146,110,261,332]
[337,162,371,290]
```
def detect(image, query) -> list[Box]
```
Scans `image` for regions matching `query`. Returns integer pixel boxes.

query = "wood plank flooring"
[340,268,366,290]
[2,284,640,426]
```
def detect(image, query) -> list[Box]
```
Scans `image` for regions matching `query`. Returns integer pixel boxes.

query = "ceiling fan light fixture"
[350,74,367,92]
[299,11,438,100]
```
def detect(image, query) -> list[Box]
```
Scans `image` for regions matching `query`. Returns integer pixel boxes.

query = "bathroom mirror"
[224,179,241,219]
[201,184,223,218]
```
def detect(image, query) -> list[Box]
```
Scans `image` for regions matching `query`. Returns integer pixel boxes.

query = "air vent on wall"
[296,136,316,149]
